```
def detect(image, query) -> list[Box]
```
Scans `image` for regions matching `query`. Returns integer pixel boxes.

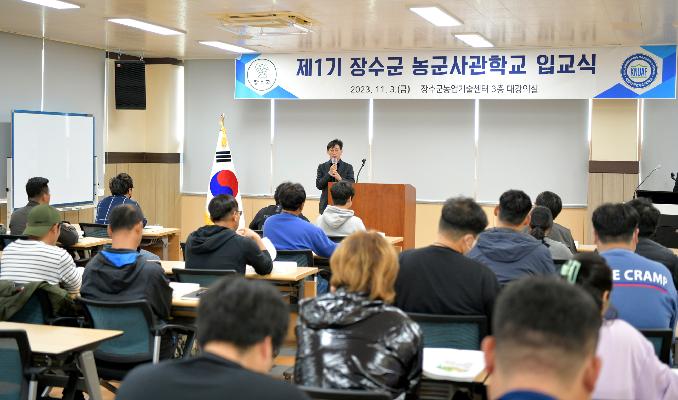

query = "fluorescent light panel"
[21,0,80,9]
[199,41,256,54]
[108,18,184,36]
[455,33,494,47]
[410,6,462,27]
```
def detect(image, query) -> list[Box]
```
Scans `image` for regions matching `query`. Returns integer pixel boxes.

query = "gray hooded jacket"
[315,206,366,237]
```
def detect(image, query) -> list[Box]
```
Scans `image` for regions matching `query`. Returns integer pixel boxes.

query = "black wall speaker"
[115,60,146,110]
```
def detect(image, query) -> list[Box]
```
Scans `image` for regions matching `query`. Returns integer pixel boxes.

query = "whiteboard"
[11,110,95,208]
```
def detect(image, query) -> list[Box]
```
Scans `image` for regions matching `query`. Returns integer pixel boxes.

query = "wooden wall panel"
[585,172,638,244]
[0,203,6,227]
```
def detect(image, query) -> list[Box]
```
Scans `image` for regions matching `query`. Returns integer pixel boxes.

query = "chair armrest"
[50,316,86,327]
[153,324,196,336]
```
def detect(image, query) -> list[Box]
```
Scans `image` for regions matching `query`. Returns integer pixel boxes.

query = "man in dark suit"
[315,139,354,214]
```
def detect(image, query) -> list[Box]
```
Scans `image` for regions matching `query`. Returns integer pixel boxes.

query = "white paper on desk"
[423,348,485,382]
[144,225,164,230]
[262,237,277,261]
[169,282,200,298]
[246,261,297,275]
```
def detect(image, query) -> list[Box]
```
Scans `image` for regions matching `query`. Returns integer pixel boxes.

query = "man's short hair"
[493,278,601,383]
[327,139,343,150]
[439,197,488,239]
[330,181,354,206]
[208,195,238,222]
[26,177,49,199]
[274,182,291,205]
[109,173,134,196]
[498,190,532,226]
[627,198,660,238]
[198,277,288,353]
[109,205,144,232]
[279,183,306,211]
[592,203,639,244]
[535,191,563,219]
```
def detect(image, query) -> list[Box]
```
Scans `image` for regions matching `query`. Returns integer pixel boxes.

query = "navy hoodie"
[468,228,556,285]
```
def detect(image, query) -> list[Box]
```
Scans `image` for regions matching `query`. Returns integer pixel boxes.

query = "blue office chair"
[6,285,80,327]
[0,235,28,251]
[640,329,673,365]
[299,386,390,400]
[79,223,109,239]
[173,268,236,287]
[407,313,488,350]
[0,330,43,400]
[79,298,196,393]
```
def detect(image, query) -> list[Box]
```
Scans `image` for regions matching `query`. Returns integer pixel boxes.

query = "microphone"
[356,158,367,183]
[634,164,661,198]
[671,172,676,182]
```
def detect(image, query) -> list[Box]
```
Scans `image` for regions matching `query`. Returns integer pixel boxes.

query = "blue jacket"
[468,228,556,285]
[263,213,337,258]
[96,195,147,226]
[601,249,678,331]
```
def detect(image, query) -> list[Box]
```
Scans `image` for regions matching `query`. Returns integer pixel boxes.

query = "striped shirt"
[95,195,147,226]
[0,239,83,294]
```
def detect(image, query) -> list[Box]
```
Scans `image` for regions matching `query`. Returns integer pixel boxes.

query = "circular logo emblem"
[621,54,657,89]
[209,170,239,197]
[246,59,277,92]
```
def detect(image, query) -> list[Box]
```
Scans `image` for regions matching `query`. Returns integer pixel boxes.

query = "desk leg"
[161,237,169,260]
[76,350,102,400]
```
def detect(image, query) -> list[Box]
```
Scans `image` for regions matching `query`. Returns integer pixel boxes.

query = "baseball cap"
[23,204,61,237]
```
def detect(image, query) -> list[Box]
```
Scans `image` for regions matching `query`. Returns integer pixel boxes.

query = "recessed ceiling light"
[21,0,80,9]
[455,33,494,48]
[108,18,184,36]
[199,41,256,54]
[410,6,462,27]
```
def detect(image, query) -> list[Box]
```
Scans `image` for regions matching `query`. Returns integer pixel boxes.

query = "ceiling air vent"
[219,12,314,36]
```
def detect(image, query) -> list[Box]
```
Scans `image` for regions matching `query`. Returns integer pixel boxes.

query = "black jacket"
[316,160,354,214]
[249,204,309,231]
[117,353,310,400]
[81,248,172,322]
[9,200,79,247]
[295,289,423,399]
[636,237,678,286]
[185,225,273,275]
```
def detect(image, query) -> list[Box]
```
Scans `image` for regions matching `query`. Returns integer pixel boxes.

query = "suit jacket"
[547,222,577,254]
[315,160,354,214]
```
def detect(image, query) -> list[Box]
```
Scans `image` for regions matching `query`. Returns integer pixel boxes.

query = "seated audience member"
[1,205,82,294]
[96,173,147,226]
[483,278,602,400]
[9,177,78,246]
[593,203,677,330]
[249,182,309,231]
[315,181,366,236]
[535,191,578,253]
[81,205,173,355]
[529,206,573,261]
[395,197,499,321]
[562,252,678,399]
[185,195,272,275]
[468,190,555,285]
[263,183,337,259]
[116,277,310,400]
[295,231,423,399]
[628,197,678,286]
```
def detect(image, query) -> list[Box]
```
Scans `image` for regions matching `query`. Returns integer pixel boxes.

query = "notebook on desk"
[423,348,485,382]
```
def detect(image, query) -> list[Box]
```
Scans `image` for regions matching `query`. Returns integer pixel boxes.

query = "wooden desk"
[142,227,181,260]
[67,237,112,250]
[578,244,678,256]
[0,321,122,400]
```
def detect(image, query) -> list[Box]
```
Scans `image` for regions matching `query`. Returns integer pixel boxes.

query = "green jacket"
[0,280,76,321]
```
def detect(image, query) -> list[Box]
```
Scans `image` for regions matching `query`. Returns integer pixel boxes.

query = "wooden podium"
[330,183,416,249]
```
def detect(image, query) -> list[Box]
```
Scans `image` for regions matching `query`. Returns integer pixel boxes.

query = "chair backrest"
[407,313,488,350]
[173,268,236,287]
[0,330,31,400]
[327,236,346,243]
[640,329,672,364]
[79,298,155,363]
[299,386,391,400]
[7,289,52,325]
[276,249,314,267]
[79,223,110,239]
[0,235,28,251]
